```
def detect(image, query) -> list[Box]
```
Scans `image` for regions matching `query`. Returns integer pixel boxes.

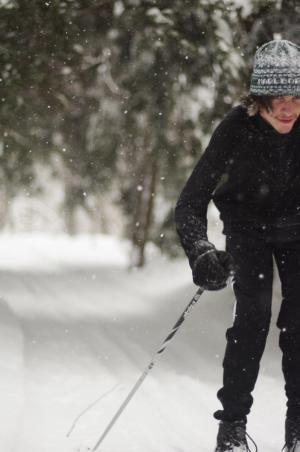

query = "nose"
[283,101,293,109]
[281,100,295,115]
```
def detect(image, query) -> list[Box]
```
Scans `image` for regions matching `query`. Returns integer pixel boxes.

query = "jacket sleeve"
[174,111,237,269]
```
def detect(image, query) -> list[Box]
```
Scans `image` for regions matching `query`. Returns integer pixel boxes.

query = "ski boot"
[283,418,300,451]
[214,420,257,452]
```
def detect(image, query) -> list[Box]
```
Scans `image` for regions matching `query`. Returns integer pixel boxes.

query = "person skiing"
[174,39,300,452]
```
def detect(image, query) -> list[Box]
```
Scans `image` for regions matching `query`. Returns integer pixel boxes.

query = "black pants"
[214,233,300,423]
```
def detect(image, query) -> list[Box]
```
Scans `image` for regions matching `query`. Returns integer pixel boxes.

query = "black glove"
[192,242,235,291]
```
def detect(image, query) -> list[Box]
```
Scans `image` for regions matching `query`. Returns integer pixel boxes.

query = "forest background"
[0,0,298,267]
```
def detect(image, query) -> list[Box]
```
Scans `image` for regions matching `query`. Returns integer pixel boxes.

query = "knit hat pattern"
[250,40,300,96]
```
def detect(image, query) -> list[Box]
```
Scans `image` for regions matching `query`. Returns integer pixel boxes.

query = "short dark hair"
[240,94,274,116]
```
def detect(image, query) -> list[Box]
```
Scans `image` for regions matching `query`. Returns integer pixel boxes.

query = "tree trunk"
[63,183,78,235]
[131,156,158,267]
[85,194,110,234]
[0,178,14,231]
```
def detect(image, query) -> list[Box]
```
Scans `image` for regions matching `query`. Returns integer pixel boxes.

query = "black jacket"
[175,105,300,267]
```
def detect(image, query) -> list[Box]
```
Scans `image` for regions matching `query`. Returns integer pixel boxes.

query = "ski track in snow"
[0,234,288,452]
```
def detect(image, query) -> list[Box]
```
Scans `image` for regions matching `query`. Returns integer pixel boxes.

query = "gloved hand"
[192,242,235,290]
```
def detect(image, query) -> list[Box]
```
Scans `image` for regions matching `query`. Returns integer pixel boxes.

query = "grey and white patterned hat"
[250,39,300,96]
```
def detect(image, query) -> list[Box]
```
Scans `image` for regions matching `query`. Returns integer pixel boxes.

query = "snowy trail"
[0,234,289,452]
[0,297,24,452]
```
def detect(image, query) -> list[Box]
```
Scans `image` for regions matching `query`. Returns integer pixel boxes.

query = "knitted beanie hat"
[250,39,300,96]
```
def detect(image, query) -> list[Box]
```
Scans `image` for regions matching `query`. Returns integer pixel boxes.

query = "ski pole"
[91,286,204,451]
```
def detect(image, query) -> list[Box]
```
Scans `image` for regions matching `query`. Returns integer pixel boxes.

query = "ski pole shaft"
[92,286,204,451]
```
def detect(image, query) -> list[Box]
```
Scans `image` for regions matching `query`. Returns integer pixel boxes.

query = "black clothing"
[214,234,300,423]
[285,417,300,451]
[174,105,300,428]
[175,105,300,269]
[191,240,234,290]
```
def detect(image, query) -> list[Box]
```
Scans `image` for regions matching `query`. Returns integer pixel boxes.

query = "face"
[259,96,300,134]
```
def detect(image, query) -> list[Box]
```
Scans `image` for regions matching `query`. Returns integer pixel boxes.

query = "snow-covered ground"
[0,232,287,452]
